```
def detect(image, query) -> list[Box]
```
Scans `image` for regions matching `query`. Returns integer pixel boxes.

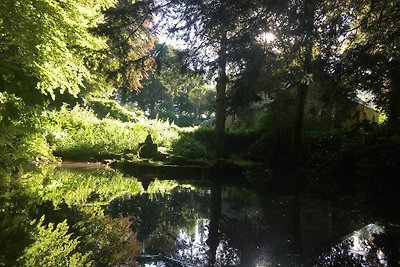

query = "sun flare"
[258,32,276,43]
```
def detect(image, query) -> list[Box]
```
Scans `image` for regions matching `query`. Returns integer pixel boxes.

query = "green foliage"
[1,94,181,166]
[0,92,53,169]
[224,127,258,156]
[97,0,155,103]
[171,127,215,159]
[0,166,143,266]
[25,168,143,207]
[171,126,258,159]
[129,45,214,127]
[86,98,144,122]
[188,85,215,121]
[147,179,179,195]
[304,125,400,204]
[172,134,214,159]
[42,104,179,160]
[0,0,115,99]
[19,216,93,267]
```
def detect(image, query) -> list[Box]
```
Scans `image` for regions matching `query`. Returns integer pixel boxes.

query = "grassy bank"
[44,102,180,161]
[0,94,181,169]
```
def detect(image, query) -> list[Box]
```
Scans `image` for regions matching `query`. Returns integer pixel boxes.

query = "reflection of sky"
[132,182,242,266]
[175,219,209,263]
[143,262,166,267]
[318,223,389,267]
[349,224,387,266]
[139,216,240,266]
[110,181,397,267]
[174,218,240,266]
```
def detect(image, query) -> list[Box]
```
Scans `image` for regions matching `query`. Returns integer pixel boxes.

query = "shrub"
[171,126,216,159]
[19,216,92,267]
[43,104,180,160]
[0,92,53,169]
[85,98,143,122]
[171,125,260,159]
[1,167,143,266]
[171,134,214,159]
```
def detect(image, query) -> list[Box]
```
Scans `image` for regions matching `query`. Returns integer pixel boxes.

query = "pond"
[0,163,399,266]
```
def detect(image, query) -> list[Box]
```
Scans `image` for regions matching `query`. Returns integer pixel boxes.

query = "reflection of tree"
[0,167,142,266]
[216,188,303,266]
[106,185,210,258]
[207,182,221,266]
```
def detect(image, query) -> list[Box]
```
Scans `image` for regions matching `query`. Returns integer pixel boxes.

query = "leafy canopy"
[0,0,115,99]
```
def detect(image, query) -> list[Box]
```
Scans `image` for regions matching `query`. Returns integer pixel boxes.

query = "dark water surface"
[1,163,399,266]
[107,181,400,267]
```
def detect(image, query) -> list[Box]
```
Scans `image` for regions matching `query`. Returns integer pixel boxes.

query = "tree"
[0,0,119,167]
[226,0,317,160]
[338,0,400,125]
[188,85,214,124]
[0,0,115,100]
[129,44,212,126]
[162,0,270,155]
[97,0,156,105]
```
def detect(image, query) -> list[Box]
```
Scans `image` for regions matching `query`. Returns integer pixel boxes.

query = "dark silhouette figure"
[139,134,158,159]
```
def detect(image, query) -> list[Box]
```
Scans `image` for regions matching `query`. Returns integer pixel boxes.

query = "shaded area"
[105,174,400,266]
[1,165,400,266]
[316,224,400,267]
[0,166,143,266]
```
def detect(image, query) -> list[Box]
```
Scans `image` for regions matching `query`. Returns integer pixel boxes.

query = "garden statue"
[139,134,158,159]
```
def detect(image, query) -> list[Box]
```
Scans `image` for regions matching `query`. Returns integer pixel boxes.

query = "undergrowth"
[1,93,181,167]
[43,103,180,161]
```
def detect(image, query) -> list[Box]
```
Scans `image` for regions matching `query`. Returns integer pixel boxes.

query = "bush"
[171,125,259,159]
[43,104,180,160]
[171,134,214,159]
[1,95,182,165]
[19,217,92,267]
[171,126,216,159]
[304,125,400,207]
[0,92,53,169]
[85,98,143,122]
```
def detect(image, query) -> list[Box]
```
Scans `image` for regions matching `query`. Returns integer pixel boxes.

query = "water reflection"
[0,166,143,266]
[106,182,211,266]
[107,177,400,267]
[317,223,400,266]
[1,166,399,266]
[207,182,221,266]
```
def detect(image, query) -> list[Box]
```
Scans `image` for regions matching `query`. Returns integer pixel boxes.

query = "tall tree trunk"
[388,60,400,126]
[215,34,228,157]
[292,0,315,163]
[293,82,309,159]
[120,87,128,106]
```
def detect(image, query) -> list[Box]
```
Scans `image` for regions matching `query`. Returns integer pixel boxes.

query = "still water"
[0,163,399,266]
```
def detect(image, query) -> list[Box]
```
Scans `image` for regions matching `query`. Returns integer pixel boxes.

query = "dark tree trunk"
[207,182,221,266]
[388,60,400,126]
[292,0,315,163]
[293,82,309,159]
[215,34,228,157]
[120,87,128,106]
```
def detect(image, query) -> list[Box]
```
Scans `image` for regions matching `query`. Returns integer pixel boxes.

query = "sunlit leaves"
[0,0,115,98]
[20,216,93,267]
[0,92,54,169]
[24,168,143,206]
[0,166,143,266]
[42,104,179,159]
